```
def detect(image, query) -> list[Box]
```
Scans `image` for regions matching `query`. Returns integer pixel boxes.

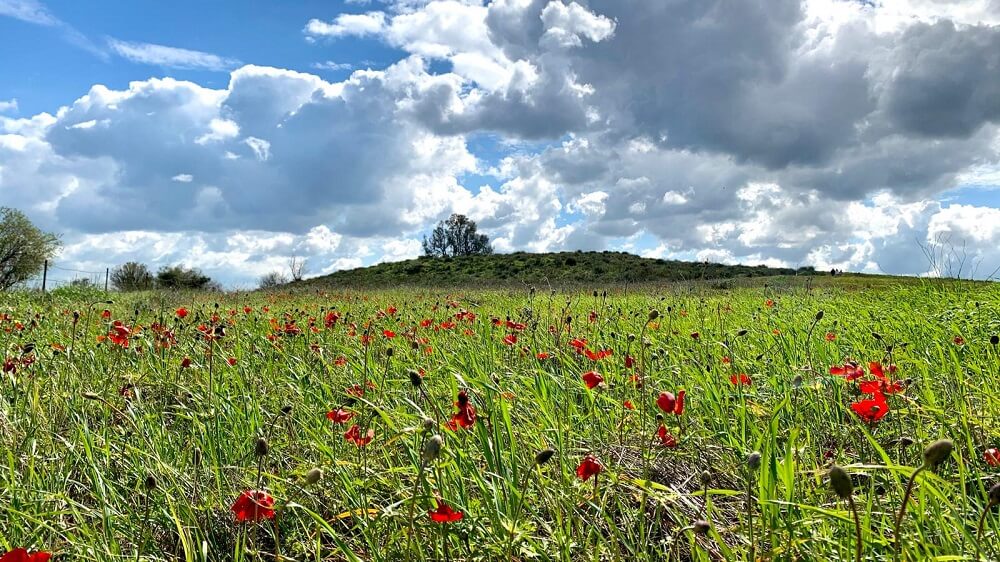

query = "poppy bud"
[192,447,202,468]
[82,391,101,401]
[990,483,1000,506]
[699,470,712,487]
[792,374,803,388]
[281,404,293,415]
[828,465,852,499]
[408,369,422,387]
[991,335,999,346]
[747,451,762,470]
[666,306,672,313]
[627,334,636,342]
[871,332,882,340]
[422,434,443,463]
[648,310,659,321]
[305,468,323,485]
[815,310,824,321]
[923,439,953,468]
[386,347,394,357]
[565,315,572,324]
[693,519,711,535]
[898,437,915,448]
[593,290,598,297]
[255,437,269,457]
[144,475,157,491]
[534,448,556,466]
[411,341,420,350]
[737,329,748,337]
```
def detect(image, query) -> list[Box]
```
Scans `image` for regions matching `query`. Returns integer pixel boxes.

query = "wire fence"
[23,261,111,291]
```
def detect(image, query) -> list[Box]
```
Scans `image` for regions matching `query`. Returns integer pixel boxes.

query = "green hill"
[294,251,822,288]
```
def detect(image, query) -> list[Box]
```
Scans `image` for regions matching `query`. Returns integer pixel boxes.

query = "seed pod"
[385,347,394,358]
[255,437,269,457]
[991,335,999,346]
[144,475,157,491]
[737,329,748,337]
[828,465,853,499]
[534,449,556,466]
[305,468,323,485]
[422,434,443,464]
[421,417,436,432]
[747,451,762,470]
[648,310,660,321]
[192,447,202,468]
[699,470,712,487]
[408,369,422,387]
[281,404,293,415]
[923,439,954,468]
[693,519,711,535]
[990,483,1000,506]
[872,332,882,340]
[815,310,824,321]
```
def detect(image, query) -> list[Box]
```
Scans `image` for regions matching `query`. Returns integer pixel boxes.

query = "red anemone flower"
[428,499,464,523]
[656,424,678,447]
[175,307,189,319]
[829,363,865,380]
[984,448,1000,467]
[850,392,889,422]
[730,373,752,386]
[231,490,276,522]
[657,391,676,413]
[447,390,477,430]
[576,455,603,481]
[344,424,375,447]
[581,370,604,389]
[0,550,52,562]
[326,408,354,424]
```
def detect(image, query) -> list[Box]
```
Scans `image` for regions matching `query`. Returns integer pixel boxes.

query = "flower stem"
[893,465,924,562]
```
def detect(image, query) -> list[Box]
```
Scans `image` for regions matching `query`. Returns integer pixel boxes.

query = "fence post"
[41,260,48,293]
[105,268,110,292]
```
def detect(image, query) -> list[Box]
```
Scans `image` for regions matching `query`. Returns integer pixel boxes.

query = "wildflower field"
[2,277,1000,561]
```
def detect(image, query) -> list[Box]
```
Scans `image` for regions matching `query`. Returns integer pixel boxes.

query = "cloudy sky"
[1,0,999,287]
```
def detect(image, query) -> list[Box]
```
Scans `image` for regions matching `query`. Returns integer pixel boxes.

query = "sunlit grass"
[1,277,999,560]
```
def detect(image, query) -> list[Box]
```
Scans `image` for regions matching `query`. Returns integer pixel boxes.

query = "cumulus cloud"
[2,0,1000,285]
[0,98,17,113]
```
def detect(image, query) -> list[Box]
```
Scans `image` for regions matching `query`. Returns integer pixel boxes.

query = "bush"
[156,265,213,290]
[111,262,154,291]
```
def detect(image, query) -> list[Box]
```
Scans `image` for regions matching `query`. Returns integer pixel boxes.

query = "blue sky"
[1,0,999,288]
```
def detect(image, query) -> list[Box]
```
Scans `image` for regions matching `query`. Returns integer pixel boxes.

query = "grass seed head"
[422,434,443,464]
[408,369,422,387]
[923,439,954,468]
[828,465,853,499]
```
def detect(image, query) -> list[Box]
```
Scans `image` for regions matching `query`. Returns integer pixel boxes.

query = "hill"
[294,251,821,288]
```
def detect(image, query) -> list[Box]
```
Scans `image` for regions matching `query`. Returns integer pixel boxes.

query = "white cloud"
[0,98,17,113]
[304,12,386,38]
[243,137,271,162]
[312,61,354,71]
[107,38,240,71]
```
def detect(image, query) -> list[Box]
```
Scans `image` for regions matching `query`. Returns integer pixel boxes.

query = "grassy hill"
[295,251,822,288]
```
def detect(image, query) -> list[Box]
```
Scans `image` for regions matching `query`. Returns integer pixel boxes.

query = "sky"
[1,0,1000,288]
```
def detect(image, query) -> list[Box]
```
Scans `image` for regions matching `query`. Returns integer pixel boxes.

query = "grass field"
[2,277,1000,561]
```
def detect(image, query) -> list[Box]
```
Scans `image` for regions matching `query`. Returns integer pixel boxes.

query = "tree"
[155,265,213,290]
[422,214,492,258]
[0,207,60,290]
[111,261,154,291]
[258,271,288,289]
[288,256,307,282]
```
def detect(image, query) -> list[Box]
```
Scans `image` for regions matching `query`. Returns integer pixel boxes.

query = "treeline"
[111,262,218,292]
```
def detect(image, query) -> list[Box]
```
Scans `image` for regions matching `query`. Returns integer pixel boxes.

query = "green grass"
[293,251,821,288]
[1,277,999,561]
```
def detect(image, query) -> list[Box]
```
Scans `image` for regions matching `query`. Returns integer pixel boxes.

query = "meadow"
[2,277,1000,561]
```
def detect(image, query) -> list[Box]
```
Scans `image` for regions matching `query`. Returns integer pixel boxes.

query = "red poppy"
[765,299,775,308]
[674,389,685,415]
[383,329,396,338]
[657,391,676,413]
[326,408,354,424]
[101,309,112,320]
[859,379,905,395]
[569,338,588,350]
[850,392,889,422]
[588,310,598,323]
[829,363,865,381]
[0,550,52,562]
[505,320,526,331]
[624,355,635,368]
[536,352,551,360]
[428,499,464,523]
[623,400,635,410]
[581,370,604,389]
[584,348,613,361]
[344,424,375,447]
[175,307,189,319]
[984,448,1000,467]
[180,357,192,368]
[447,390,477,430]
[721,356,731,364]
[502,334,518,346]
[656,424,678,447]
[730,373,751,386]
[231,490,276,522]
[825,332,836,342]
[690,332,700,340]
[576,455,603,481]
[227,357,237,366]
